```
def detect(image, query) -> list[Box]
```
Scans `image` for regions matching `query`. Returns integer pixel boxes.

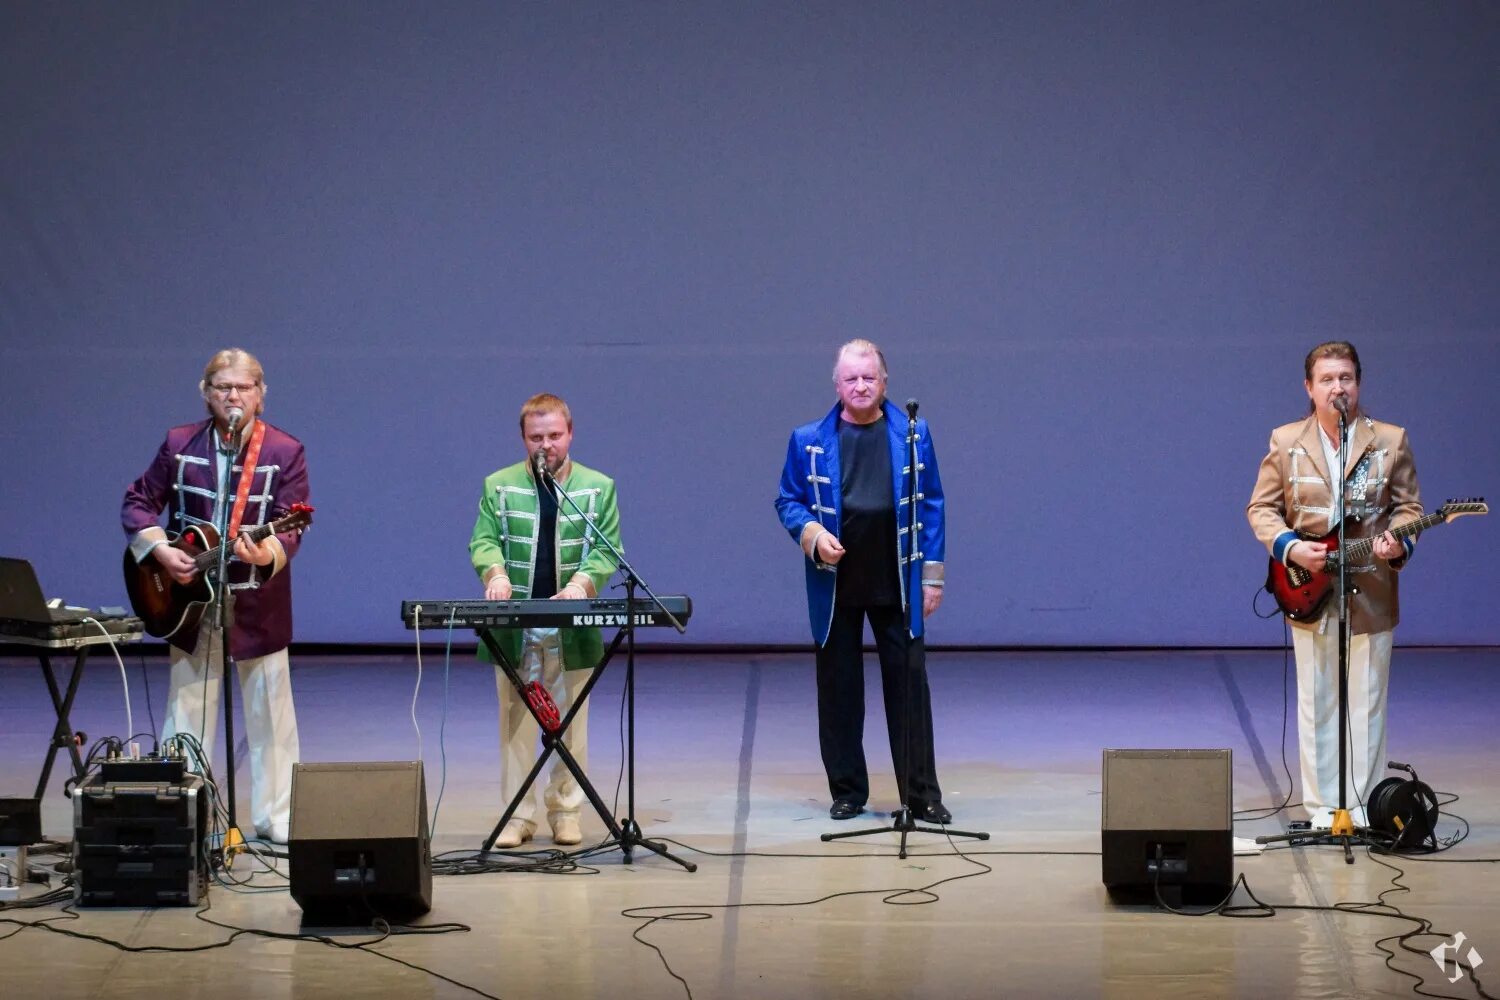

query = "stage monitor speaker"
[289,761,431,922]
[1101,748,1232,904]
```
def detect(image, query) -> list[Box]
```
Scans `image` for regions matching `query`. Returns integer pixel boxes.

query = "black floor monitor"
[1102,748,1233,905]
[288,761,432,922]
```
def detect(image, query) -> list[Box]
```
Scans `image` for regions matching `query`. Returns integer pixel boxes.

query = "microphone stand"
[535,458,695,871]
[1257,401,1368,863]
[212,418,246,863]
[821,401,988,859]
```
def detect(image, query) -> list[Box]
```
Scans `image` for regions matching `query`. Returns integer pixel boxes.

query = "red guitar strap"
[227,419,268,540]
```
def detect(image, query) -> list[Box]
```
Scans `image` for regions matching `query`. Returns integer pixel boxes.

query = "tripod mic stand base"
[821,807,989,860]
[1255,810,1371,864]
[218,826,247,870]
[1327,808,1356,838]
[591,819,698,872]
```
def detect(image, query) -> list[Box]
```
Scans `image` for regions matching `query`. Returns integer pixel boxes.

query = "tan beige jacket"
[1247,413,1422,634]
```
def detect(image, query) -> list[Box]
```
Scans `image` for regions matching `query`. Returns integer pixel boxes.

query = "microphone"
[1332,395,1349,417]
[905,398,919,420]
[532,447,548,481]
[223,407,244,448]
[1387,760,1415,775]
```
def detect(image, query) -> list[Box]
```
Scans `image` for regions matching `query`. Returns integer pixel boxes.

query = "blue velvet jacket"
[776,400,946,645]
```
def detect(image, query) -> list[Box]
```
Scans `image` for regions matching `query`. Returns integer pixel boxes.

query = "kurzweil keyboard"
[401,596,692,630]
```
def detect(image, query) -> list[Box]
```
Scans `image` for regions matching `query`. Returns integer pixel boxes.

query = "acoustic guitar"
[123,503,314,639]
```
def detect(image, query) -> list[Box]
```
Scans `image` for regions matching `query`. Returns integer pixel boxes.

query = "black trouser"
[815,602,942,808]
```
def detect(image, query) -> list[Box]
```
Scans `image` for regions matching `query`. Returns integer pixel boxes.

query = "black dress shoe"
[829,799,863,820]
[913,801,952,825]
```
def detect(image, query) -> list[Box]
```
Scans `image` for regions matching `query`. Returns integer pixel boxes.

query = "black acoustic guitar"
[123,503,314,638]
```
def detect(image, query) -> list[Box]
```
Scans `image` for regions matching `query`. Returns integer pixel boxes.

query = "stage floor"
[2,647,1497,999]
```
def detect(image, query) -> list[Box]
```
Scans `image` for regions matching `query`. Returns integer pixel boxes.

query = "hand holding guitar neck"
[233,532,278,567]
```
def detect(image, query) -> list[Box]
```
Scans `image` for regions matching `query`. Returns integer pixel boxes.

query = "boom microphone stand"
[530,454,694,871]
[820,400,988,859]
[1257,399,1369,863]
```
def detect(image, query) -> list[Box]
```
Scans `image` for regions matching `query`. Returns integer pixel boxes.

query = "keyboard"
[401,596,692,630]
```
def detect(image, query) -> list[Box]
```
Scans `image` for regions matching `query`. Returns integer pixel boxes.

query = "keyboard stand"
[477,612,695,872]
[0,626,145,799]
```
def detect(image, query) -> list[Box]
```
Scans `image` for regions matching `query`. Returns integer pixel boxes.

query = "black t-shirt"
[836,415,900,608]
[532,474,559,599]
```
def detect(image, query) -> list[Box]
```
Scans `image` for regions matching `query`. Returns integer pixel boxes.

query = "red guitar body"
[1264,530,1339,621]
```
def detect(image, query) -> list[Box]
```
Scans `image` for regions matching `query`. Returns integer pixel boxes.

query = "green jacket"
[468,459,622,670]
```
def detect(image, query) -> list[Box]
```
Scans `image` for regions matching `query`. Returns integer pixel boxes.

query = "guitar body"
[122,524,219,639]
[1264,530,1337,621]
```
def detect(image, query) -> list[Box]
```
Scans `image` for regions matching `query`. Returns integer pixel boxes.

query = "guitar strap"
[227,420,268,540]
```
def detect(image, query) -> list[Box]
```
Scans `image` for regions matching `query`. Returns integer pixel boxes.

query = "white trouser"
[162,621,301,841]
[1293,626,1392,822]
[496,628,591,833]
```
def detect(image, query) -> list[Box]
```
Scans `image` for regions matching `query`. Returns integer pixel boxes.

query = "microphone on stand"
[223,407,244,449]
[533,448,559,497]
[1332,394,1349,441]
[905,398,919,421]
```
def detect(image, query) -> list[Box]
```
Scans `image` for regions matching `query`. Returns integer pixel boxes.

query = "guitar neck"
[1342,511,1443,560]
[191,519,281,571]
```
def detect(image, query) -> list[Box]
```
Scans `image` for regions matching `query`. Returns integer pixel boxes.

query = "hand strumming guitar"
[153,544,198,585]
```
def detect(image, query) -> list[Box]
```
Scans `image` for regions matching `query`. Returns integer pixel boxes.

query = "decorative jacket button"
[807,475,815,482]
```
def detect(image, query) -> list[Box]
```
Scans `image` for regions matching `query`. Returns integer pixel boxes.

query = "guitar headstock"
[1438,497,1488,522]
[275,502,316,533]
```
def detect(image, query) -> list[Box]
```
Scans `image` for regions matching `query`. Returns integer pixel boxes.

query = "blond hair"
[832,338,888,380]
[519,392,572,432]
[199,347,267,416]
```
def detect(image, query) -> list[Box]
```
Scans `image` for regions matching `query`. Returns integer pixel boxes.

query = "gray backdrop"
[3,2,1496,646]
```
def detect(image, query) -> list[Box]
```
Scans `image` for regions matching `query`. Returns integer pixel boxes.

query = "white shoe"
[550,815,582,846]
[497,821,533,849]
[255,824,290,845]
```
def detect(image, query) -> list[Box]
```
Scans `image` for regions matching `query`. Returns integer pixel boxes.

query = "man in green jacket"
[469,393,622,848]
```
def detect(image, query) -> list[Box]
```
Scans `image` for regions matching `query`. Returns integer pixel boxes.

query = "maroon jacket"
[122,419,310,659]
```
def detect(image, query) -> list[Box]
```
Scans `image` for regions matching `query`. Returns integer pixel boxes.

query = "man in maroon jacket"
[122,348,310,844]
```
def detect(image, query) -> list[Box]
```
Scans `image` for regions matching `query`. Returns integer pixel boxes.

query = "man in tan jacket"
[1247,341,1422,827]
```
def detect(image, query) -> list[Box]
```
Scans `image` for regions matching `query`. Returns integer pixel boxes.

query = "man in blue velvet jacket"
[775,339,950,823]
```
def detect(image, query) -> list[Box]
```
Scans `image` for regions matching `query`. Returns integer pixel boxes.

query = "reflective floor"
[1,647,1497,999]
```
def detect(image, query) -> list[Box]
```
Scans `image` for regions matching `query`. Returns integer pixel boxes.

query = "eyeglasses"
[209,382,260,396]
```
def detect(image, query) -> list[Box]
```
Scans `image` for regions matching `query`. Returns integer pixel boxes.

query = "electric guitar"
[1265,498,1486,620]
[123,503,315,639]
